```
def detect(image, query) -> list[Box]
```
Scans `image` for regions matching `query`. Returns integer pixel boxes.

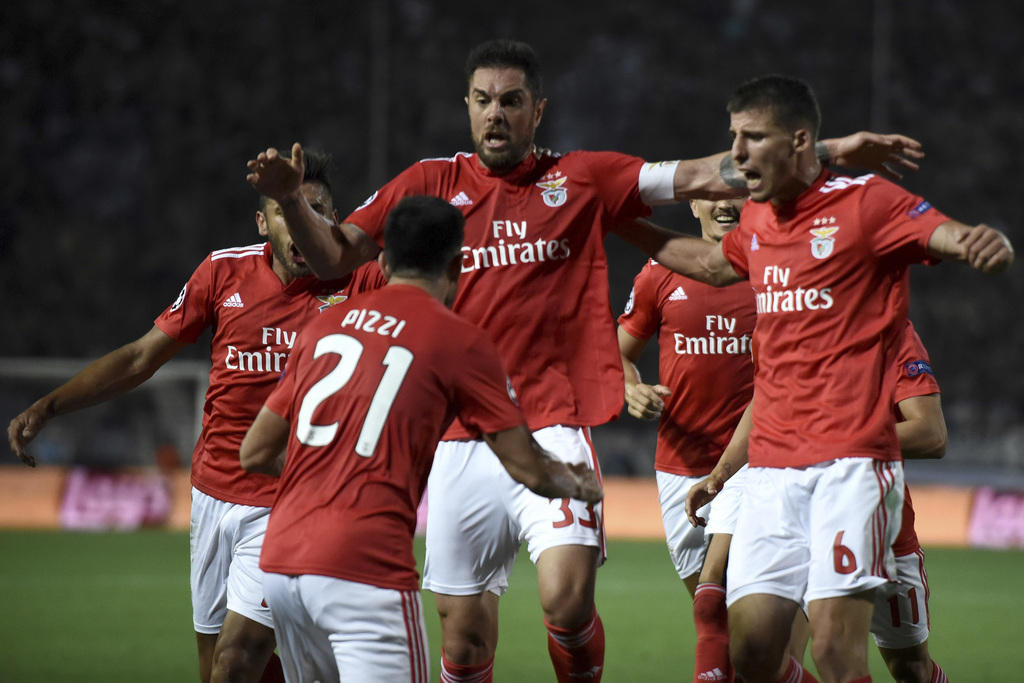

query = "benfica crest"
[316,291,349,312]
[809,226,839,260]
[536,175,568,207]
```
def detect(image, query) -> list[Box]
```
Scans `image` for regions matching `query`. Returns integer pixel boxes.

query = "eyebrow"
[470,86,527,100]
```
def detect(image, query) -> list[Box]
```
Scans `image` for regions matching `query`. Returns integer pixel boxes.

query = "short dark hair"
[384,196,465,278]
[259,147,335,212]
[727,75,821,140]
[465,39,543,101]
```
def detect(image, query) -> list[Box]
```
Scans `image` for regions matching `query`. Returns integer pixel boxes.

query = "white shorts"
[726,459,903,608]
[871,547,931,649]
[656,471,711,581]
[189,488,273,632]
[264,573,429,683]
[422,425,604,596]
[704,464,750,538]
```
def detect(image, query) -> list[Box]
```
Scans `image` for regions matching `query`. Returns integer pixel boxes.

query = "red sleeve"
[892,321,940,404]
[451,328,527,436]
[348,260,388,294]
[720,221,752,279]
[617,261,660,341]
[859,177,949,264]
[153,256,214,343]
[343,163,428,247]
[582,152,653,234]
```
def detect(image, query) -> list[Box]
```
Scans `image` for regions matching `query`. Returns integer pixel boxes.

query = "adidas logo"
[449,191,473,207]
[222,293,244,308]
[668,286,688,301]
[697,668,727,681]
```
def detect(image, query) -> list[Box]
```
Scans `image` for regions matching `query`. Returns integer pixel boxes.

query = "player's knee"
[436,595,498,664]
[729,630,784,680]
[539,584,595,629]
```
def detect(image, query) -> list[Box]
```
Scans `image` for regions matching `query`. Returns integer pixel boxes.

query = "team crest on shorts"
[316,291,348,312]
[809,218,839,259]
[536,174,568,207]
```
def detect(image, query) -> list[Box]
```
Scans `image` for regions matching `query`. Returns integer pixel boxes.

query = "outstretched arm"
[685,398,753,527]
[669,132,924,201]
[896,394,947,460]
[818,132,924,180]
[618,327,670,421]
[7,326,187,467]
[611,218,742,287]
[239,407,289,476]
[246,143,380,280]
[483,426,603,503]
[927,220,1014,274]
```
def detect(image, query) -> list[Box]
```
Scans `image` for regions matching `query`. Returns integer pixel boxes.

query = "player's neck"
[387,276,450,305]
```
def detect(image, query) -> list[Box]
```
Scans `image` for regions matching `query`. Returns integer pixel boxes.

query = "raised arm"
[246,143,381,279]
[927,220,1014,274]
[611,218,743,287]
[618,326,670,421]
[7,326,187,467]
[239,407,289,476]
[482,426,603,503]
[896,394,947,460]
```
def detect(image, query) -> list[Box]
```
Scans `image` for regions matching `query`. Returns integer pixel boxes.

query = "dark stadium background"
[1,1,1021,482]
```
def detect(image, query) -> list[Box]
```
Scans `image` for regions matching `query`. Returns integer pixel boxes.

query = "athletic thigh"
[422,439,520,596]
[656,471,708,580]
[871,547,931,649]
[806,459,903,604]
[301,574,429,683]
[190,489,273,631]
[262,573,338,683]
[704,464,750,537]
[726,466,813,608]
[517,426,605,565]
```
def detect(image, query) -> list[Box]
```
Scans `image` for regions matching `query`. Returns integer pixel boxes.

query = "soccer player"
[239,195,603,683]
[617,196,754,683]
[686,318,951,683]
[245,40,929,682]
[7,150,386,683]
[656,75,1012,683]
[871,320,949,683]
[616,196,753,597]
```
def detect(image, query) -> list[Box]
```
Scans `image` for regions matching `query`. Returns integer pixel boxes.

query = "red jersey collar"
[472,148,541,185]
[771,167,833,221]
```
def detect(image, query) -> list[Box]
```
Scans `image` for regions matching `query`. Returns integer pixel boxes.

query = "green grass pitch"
[1,531,1020,681]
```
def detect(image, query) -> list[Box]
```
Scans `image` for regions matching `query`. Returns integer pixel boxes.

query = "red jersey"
[258,285,526,591]
[720,170,949,468]
[891,319,940,555]
[345,150,656,437]
[154,243,385,506]
[618,259,756,475]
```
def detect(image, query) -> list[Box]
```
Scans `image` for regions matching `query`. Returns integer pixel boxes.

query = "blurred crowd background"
[2,1,1021,482]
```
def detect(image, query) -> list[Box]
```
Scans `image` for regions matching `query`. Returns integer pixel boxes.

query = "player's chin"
[287,262,313,278]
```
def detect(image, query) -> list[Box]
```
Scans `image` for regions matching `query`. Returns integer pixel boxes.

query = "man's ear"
[378,251,392,281]
[793,128,812,154]
[256,211,268,237]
